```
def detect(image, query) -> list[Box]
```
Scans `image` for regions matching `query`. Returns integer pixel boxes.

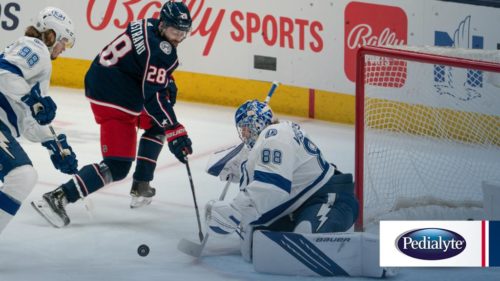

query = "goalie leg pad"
[252,230,389,278]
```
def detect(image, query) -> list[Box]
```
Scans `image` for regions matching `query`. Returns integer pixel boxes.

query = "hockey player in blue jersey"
[0,7,78,235]
[204,100,359,254]
[31,1,193,227]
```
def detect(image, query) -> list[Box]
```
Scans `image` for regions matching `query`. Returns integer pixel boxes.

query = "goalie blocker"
[253,230,393,278]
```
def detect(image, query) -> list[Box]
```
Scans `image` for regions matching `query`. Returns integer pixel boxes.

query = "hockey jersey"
[0,36,53,142]
[233,121,336,226]
[85,18,179,127]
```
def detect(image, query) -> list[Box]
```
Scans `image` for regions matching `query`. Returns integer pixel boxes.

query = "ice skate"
[31,186,70,228]
[130,181,156,209]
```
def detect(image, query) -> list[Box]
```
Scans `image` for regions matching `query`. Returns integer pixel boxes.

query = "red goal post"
[355,45,500,231]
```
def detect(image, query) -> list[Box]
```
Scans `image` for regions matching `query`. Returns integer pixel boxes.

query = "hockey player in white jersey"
[204,100,393,277]
[206,99,358,236]
[0,7,78,235]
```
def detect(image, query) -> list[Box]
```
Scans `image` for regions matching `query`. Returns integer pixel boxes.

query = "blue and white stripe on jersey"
[254,170,292,193]
[251,163,332,226]
[0,54,24,136]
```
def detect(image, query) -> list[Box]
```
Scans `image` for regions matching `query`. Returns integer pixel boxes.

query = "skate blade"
[30,200,66,228]
[130,196,153,209]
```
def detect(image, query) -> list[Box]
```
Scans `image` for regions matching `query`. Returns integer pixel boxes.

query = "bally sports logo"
[396,228,467,260]
[344,2,408,84]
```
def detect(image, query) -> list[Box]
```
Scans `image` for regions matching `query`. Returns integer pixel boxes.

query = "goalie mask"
[34,7,76,48]
[235,100,274,148]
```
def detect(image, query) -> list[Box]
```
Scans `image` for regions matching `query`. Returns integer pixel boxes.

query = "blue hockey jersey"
[85,18,178,127]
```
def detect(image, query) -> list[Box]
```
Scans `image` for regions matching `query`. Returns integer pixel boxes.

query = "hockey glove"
[21,82,57,125]
[166,76,177,106]
[205,200,242,235]
[42,134,78,174]
[166,123,192,163]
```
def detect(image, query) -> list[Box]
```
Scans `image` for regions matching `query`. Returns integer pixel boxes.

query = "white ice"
[0,87,498,281]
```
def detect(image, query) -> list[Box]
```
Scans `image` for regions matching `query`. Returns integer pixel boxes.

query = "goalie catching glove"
[41,134,78,174]
[166,123,192,163]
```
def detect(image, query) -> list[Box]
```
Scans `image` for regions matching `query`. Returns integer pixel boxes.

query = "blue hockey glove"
[21,82,57,125]
[166,123,192,163]
[167,77,177,106]
[42,134,78,174]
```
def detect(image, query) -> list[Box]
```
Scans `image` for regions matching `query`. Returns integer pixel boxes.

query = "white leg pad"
[0,165,38,234]
[253,230,390,278]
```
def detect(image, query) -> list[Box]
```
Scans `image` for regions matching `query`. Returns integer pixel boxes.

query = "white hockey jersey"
[0,36,53,142]
[232,121,335,226]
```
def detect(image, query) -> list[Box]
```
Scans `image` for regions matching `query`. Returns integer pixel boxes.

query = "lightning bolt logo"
[316,193,336,232]
[0,131,15,159]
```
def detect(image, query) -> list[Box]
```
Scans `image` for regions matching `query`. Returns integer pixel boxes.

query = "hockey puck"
[137,244,150,257]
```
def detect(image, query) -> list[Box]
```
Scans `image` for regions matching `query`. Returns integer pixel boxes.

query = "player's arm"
[142,67,192,163]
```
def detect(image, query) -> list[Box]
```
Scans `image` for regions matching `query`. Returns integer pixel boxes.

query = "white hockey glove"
[205,200,242,235]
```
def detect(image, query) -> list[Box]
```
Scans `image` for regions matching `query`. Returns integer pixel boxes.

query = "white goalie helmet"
[34,7,75,48]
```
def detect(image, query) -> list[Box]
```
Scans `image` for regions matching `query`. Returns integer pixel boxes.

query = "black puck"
[137,244,150,257]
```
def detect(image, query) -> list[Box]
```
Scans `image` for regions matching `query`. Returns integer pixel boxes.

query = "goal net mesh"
[357,45,500,229]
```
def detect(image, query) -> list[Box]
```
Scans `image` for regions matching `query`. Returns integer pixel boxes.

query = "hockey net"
[355,45,500,231]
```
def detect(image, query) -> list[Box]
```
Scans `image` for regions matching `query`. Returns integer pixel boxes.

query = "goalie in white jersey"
[0,7,78,235]
[205,100,359,257]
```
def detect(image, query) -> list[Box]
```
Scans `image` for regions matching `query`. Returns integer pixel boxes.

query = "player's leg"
[293,173,359,233]
[130,114,165,208]
[32,104,136,227]
[0,123,37,235]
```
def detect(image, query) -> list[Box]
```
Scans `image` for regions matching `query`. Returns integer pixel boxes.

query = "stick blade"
[177,238,205,257]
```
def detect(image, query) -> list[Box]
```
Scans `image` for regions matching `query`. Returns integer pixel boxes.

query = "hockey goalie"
[202,99,394,278]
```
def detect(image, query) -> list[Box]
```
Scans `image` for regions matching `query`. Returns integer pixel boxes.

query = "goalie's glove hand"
[205,200,242,235]
[21,82,57,125]
[166,123,192,163]
[42,134,78,174]
[166,76,177,106]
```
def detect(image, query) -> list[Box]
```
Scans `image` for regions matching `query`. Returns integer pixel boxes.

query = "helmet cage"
[235,100,274,148]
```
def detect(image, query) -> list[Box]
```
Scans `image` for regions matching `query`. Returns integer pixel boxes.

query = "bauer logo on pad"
[380,221,500,267]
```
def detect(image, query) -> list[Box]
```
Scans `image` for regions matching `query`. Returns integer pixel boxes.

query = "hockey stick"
[47,125,94,216]
[184,157,204,242]
[177,177,232,257]
[264,81,280,104]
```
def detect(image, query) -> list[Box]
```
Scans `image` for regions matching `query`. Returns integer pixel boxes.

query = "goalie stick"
[264,81,280,104]
[177,177,232,257]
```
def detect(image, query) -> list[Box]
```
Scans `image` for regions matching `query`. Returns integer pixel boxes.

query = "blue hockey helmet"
[160,1,192,32]
[235,100,274,148]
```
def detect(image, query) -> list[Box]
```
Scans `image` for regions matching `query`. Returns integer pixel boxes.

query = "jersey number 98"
[17,46,39,67]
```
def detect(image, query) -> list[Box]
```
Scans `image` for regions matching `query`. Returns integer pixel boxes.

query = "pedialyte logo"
[396,228,466,260]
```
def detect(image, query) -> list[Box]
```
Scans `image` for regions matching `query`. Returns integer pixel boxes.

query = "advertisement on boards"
[1,0,499,95]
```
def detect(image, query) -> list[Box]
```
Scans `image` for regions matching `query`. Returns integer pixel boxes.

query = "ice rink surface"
[0,87,498,281]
